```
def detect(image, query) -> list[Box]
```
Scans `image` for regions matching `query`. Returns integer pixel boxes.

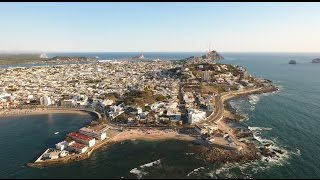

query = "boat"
[54,132,59,135]
[95,56,99,58]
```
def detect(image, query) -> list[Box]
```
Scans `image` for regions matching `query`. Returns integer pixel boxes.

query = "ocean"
[0,52,320,178]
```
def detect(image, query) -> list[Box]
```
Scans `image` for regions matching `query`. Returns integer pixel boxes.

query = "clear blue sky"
[1,2,320,52]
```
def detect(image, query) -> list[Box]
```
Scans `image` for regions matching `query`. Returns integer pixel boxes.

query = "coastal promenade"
[199,87,263,125]
[197,86,276,151]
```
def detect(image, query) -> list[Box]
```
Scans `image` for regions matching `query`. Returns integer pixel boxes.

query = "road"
[199,87,263,125]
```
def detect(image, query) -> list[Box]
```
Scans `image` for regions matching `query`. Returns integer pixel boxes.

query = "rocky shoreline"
[188,84,280,165]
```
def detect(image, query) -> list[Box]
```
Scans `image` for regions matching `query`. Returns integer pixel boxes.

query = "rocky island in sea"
[311,58,320,63]
[289,60,297,64]
[0,49,281,168]
[131,54,145,60]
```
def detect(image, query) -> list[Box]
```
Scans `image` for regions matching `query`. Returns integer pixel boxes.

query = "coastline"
[192,85,279,164]
[0,107,98,118]
[27,128,196,167]
[28,85,278,167]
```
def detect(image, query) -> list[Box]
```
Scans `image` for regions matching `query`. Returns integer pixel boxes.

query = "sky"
[1,2,320,53]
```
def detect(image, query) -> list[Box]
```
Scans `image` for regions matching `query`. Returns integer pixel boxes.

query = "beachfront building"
[55,141,69,151]
[167,107,182,121]
[68,132,96,147]
[40,96,52,106]
[68,141,88,154]
[195,124,207,134]
[60,99,77,107]
[195,124,218,135]
[79,127,107,140]
[187,109,206,124]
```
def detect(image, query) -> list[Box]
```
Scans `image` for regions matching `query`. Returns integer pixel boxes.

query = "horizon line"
[2,51,320,54]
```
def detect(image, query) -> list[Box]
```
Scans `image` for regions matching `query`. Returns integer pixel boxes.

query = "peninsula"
[0,50,280,167]
[0,53,98,65]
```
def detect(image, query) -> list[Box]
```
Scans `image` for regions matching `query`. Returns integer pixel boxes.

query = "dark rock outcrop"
[312,58,320,63]
[132,54,145,60]
[289,60,296,64]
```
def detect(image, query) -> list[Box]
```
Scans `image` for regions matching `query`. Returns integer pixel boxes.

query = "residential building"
[79,127,107,140]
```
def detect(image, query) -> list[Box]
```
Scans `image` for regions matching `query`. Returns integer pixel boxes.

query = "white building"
[109,105,124,119]
[79,127,107,140]
[183,92,195,103]
[61,99,76,107]
[40,96,52,106]
[188,109,206,124]
[55,141,69,151]
[68,132,96,147]
[203,71,211,81]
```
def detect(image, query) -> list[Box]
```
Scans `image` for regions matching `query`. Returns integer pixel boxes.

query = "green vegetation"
[99,92,119,101]
[122,90,167,107]
[85,79,102,84]
[0,54,42,65]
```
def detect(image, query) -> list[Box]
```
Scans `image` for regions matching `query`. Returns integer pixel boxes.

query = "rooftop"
[68,132,94,141]
[69,142,87,149]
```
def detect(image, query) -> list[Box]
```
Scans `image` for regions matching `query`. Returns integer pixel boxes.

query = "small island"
[289,60,297,64]
[311,58,320,63]
[132,54,145,60]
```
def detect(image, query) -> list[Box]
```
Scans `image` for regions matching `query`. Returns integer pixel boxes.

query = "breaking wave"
[129,159,161,178]
[229,99,250,120]
[186,167,205,177]
[248,126,272,131]
[129,168,146,179]
[140,159,161,168]
[202,126,299,179]
[248,95,260,105]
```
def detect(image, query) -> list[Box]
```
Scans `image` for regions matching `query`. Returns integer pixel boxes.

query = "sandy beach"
[111,128,196,142]
[0,108,90,118]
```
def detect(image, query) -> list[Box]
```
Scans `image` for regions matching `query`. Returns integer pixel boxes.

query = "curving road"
[199,87,263,125]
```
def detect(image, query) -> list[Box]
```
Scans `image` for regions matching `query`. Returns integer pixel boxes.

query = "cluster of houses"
[0,61,179,111]
[107,100,183,125]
